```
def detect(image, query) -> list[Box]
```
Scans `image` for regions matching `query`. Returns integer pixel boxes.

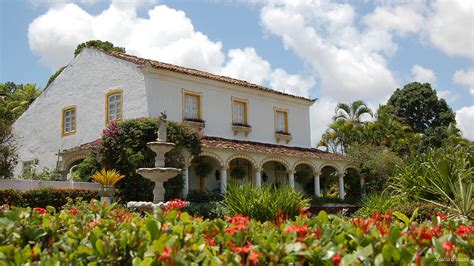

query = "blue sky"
[1,0,473,142]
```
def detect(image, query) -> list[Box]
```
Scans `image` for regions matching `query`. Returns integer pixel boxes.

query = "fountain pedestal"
[129,112,181,207]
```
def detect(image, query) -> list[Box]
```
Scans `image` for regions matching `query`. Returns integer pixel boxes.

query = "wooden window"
[61,105,76,137]
[232,98,248,125]
[105,89,123,124]
[182,90,203,121]
[274,108,289,133]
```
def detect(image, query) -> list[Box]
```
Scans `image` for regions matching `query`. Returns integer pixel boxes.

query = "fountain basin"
[136,167,181,182]
[147,142,175,155]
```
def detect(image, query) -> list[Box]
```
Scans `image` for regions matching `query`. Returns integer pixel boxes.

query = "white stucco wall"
[144,71,313,147]
[12,48,148,176]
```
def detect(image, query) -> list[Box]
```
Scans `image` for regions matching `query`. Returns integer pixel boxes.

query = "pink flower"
[442,240,455,255]
[88,220,101,227]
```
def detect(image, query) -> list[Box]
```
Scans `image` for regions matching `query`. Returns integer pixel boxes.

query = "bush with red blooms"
[0,200,472,265]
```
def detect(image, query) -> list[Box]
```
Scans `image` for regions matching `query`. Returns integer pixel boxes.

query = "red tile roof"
[60,136,344,161]
[201,136,345,161]
[87,47,316,103]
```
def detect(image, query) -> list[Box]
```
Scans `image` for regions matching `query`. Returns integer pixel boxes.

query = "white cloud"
[427,0,474,58]
[411,65,437,85]
[269,69,315,98]
[28,3,226,73]
[220,48,271,85]
[220,47,315,97]
[453,68,474,95]
[456,106,474,141]
[363,3,425,36]
[28,2,313,97]
[260,1,398,102]
[310,97,337,146]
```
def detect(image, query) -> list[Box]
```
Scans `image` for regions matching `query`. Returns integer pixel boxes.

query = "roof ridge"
[85,46,316,103]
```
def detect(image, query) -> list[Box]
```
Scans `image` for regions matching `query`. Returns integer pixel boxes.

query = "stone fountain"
[127,112,181,211]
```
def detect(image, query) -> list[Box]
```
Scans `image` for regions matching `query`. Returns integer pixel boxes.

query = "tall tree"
[383,82,456,147]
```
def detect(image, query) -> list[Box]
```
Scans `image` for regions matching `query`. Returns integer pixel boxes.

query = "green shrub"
[0,200,472,264]
[184,201,227,219]
[394,201,444,221]
[354,193,399,218]
[0,188,98,209]
[186,189,223,202]
[91,118,201,202]
[311,196,344,206]
[389,146,473,219]
[224,181,311,222]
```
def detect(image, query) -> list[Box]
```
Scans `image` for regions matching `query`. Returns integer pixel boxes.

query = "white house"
[12,47,357,199]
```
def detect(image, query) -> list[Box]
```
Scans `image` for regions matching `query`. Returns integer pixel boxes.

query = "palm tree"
[334,100,373,123]
[6,84,41,116]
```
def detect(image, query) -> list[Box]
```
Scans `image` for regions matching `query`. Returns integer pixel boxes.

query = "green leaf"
[410,208,419,223]
[95,239,105,256]
[146,220,160,240]
[318,211,328,224]
[392,211,410,226]
[381,244,392,261]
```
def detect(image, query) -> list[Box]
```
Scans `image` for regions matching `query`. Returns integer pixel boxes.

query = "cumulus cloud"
[363,3,425,36]
[220,48,315,97]
[411,65,437,85]
[456,106,474,141]
[310,97,337,146]
[28,3,226,73]
[427,0,474,58]
[260,0,398,102]
[453,68,474,95]
[28,2,313,98]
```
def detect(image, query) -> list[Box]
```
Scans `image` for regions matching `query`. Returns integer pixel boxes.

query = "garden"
[1,76,473,264]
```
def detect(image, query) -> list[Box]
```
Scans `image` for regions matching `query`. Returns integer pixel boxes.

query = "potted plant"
[230,165,247,180]
[91,169,124,204]
[194,160,213,191]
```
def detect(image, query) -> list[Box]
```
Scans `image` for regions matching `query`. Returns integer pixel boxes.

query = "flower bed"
[0,200,472,265]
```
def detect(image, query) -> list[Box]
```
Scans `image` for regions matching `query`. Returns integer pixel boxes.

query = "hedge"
[0,188,98,209]
[0,200,472,264]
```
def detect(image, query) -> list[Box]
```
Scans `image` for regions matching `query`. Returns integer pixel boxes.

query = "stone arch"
[318,162,341,173]
[342,164,359,174]
[63,154,88,173]
[226,154,257,169]
[259,156,291,171]
[197,151,224,167]
[293,160,317,173]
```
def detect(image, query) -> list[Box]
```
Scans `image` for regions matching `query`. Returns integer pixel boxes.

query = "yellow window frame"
[274,107,289,133]
[61,105,77,137]
[105,89,123,125]
[182,89,203,121]
[231,97,249,125]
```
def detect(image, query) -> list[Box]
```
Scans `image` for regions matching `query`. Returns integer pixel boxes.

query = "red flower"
[299,206,310,217]
[33,208,47,214]
[442,240,455,255]
[163,199,187,212]
[248,251,262,266]
[454,225,474,238]
[435,212,446,220]
[88,220,101,227]
[158,246,171,261]
[332,253,342,266]
[225,214,250,235]
[68,207,78,215]
[284,225,309,238]
[231,241,253,254]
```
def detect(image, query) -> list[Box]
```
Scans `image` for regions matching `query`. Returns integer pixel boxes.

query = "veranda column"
[182,164,190,198]
[314,172,321,197]
[220,167,228,194]
[337,172,345,200]
[288,170,295,189]
[255,167,262,187]
[360,176,366,197]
